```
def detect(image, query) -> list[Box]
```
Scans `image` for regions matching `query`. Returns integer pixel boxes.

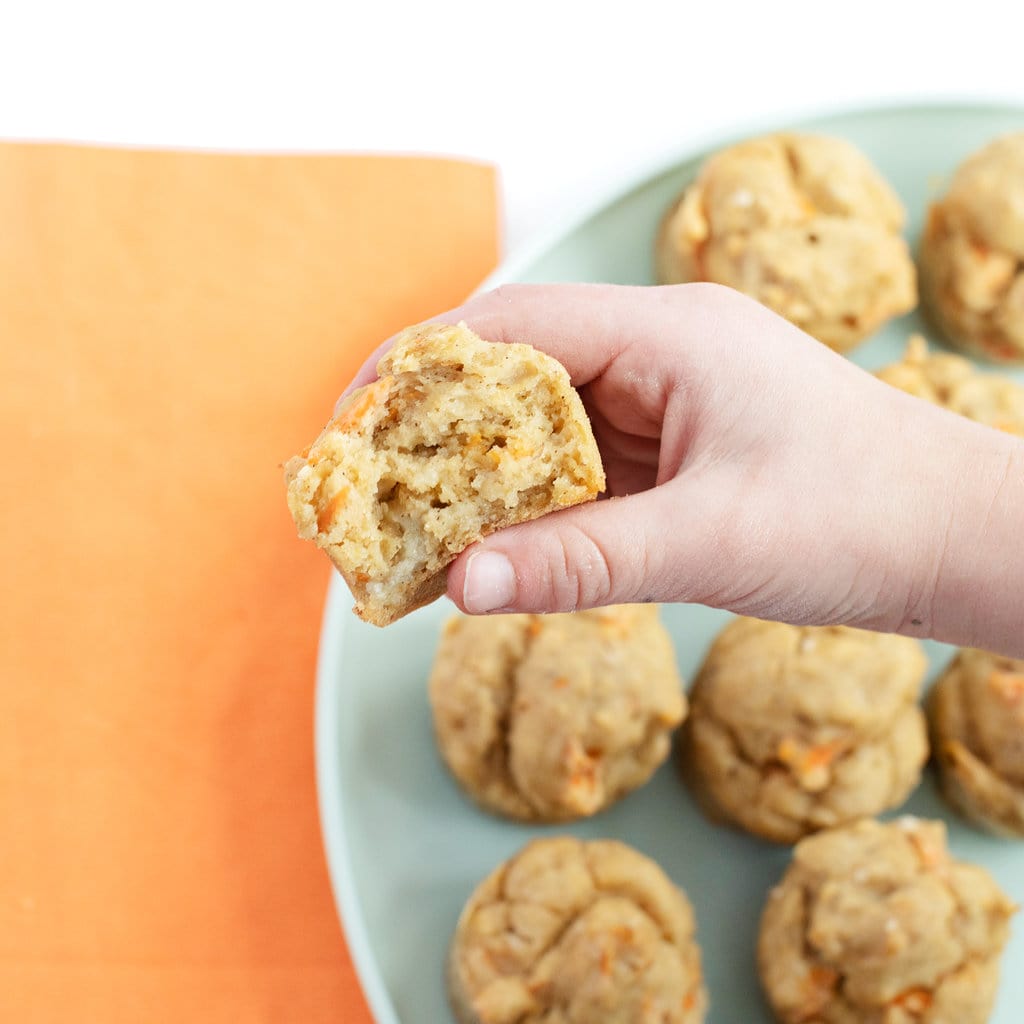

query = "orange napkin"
[0,144,498,1022]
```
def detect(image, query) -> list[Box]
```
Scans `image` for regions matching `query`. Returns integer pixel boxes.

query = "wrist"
[900,415,1024,657]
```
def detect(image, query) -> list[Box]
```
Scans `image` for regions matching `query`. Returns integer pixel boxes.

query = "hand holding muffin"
[295,128,1024,1024]
[397,284,1024,658]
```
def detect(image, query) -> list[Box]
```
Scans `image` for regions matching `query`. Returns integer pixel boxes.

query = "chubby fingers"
[446,479,726,615]
[337,282,641,408]
[336,281,752,411]
[452,283,660,387]
[445,280,797,386]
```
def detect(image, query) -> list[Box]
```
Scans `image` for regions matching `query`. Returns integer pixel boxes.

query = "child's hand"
[350,283,1024,656]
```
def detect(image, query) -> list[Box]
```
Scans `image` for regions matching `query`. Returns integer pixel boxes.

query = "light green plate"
[316,104,1024,1023]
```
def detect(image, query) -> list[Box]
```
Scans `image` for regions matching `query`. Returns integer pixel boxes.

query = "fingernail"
[463,550,517,614]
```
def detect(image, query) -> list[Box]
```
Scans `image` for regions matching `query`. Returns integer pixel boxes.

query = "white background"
[3,0,1024,253]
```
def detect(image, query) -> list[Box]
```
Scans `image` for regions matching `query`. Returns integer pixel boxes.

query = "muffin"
[877,334,1024,436]
[430,606,685,821]
[758,817,1016,1023]
[930,648,1024,836]
[284,321,605,625]
[448,837,707,1024]
[681,618,928,843]
[919,133,1024,364]
[656,133,917,351]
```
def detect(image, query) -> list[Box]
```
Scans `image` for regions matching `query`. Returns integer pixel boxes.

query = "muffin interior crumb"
[329,368,581,593]
[289,329,603,613]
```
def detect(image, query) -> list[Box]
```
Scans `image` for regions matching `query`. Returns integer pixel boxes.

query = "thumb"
[446,482,712,615]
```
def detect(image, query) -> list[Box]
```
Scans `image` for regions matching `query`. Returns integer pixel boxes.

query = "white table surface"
[3,0,1024,254]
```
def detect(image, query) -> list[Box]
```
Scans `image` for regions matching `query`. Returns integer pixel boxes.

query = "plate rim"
[313,97,1024,1024]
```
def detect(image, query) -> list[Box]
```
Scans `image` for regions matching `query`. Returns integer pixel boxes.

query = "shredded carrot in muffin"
[328,377,391,431]
[777,738,844,790]
[890,987,932,1013]
[797,965,839,1017]
[988,669,1024,704]
[316,486,349,531]
[904,825,946,872]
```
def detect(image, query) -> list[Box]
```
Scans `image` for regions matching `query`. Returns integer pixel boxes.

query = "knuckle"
[681,280,740,306]
[678,280,766,321]
[539,523,617,612]
[483,282,532,308]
